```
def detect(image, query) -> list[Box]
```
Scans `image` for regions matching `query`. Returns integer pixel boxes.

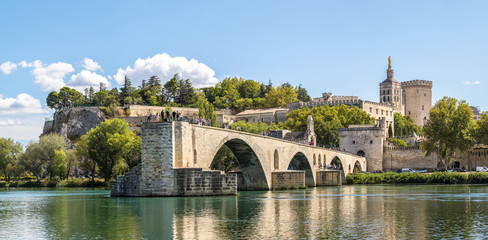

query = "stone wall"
[271,170,305,190]
[111,165,142,197]
[316,170,342,186]
[339,126,384,172]
[173,168,236,196]
[382,146,441,171]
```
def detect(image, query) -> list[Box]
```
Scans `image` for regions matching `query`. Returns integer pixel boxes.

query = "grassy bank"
[1,178,107,188]
[346,172,488,185]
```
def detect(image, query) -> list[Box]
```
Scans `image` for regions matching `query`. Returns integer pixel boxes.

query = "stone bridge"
[111,122,366,196]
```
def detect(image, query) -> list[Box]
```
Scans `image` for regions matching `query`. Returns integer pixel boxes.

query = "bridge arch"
[331,156,346,184]
[288,152,314,187]
[210,138,269,190]
[353,160,362,173]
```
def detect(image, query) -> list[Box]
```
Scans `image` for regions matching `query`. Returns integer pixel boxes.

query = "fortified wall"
[382,146,441,171]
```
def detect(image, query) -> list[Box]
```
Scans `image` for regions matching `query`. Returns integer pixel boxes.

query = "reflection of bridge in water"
[111,122,366,197]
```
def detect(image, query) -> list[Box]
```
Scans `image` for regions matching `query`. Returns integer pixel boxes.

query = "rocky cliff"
[43,107,106,140]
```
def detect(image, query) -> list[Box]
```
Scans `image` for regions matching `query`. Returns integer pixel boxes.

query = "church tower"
[379,56,403,114]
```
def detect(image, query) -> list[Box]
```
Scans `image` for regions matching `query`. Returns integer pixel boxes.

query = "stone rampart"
[383,146,441,171]
[271,170,305,190]
[401,80,432,87]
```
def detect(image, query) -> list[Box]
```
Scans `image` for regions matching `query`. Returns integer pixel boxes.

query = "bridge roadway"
[170,121,366,190]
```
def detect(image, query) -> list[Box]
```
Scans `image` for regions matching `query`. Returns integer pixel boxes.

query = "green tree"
[177,79,197,105]
[198,100,218,127]
[0,138,22,182]
[238,80,261,99]
[75,134,98,181]
[394,112,421,137]
[296,84,311,102]
[474,112,488,145]
[421,97,475,168]
[264,85,298,108]
[40,134,68,179]
[20,142,44,181]
[46,91,61,109]
[82,118,141,182]
[164,74,180,102]
[20,134,68,180]
[284,105,375,147]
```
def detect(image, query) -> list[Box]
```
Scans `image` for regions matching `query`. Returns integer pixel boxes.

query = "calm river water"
[1,185,488,239]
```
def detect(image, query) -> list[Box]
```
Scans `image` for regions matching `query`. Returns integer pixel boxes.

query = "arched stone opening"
[193,150,197,165]
[331,156,346,183]
[318,154,322,167]
[210,138,269,190]
[274,149,279,170]
[357,150,365,157]
[313,154,316,166]
[288,152,315,187]
[353,161,362,173]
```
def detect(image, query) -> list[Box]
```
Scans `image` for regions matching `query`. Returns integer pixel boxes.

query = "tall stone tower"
[379,56,403,113]
[401,80,432,126]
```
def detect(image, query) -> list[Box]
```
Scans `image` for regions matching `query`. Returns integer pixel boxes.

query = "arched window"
[193,150,197,165]
[313,154,316,165]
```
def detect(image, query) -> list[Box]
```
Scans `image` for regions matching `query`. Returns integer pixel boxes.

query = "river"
[0,185,487,239]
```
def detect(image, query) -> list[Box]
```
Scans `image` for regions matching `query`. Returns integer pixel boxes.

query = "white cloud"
[67,70,110,92]
[0,93,49,115]
[19,60,42,68]
[0,119,24,126]
[0,61,18,75]
[114,53,218,88]
[32,61,74,91]
[463,81,481,85]
[82,57,102,72]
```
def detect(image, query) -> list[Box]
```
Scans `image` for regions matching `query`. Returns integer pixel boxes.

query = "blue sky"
[1,0,487,143]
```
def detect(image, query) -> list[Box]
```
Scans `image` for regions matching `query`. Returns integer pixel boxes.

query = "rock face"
[43,107,105,140]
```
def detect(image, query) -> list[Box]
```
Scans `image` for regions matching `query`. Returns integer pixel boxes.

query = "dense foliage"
[347,172,488,185]
[210,145,239,173]
[421,97,475,168]
[46,76,309,115]
[387,138,408,147]
[284,105,375,147]
[80,118,141,182]
[230,120,282,134]
[0,138,22,182]
[393,113,421,137]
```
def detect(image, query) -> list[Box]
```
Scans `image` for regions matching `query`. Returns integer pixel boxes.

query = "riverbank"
[0,178,107,188]
[346,172,488,184]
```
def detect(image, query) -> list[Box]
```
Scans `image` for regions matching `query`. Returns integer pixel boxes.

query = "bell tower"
[379,56,403,113]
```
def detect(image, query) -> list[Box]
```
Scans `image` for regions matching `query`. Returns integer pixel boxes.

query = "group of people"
[318,163,341,170]
[146,110,184,123]
[194,117,211,126]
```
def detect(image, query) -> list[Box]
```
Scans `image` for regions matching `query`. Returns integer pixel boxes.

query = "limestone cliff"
[43,107,105,140]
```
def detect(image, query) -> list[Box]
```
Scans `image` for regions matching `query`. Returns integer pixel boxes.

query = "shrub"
[387,138,408,147]
[347,172,480,185]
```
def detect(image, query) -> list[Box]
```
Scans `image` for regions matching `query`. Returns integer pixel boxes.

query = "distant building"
[288,56,433,139]
[234,108,289,124]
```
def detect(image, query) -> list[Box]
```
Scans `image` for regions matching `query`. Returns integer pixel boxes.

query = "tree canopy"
[394,112,422,137]
[81,118,141,182]
[284,105,375,147]
[421,97,475,168]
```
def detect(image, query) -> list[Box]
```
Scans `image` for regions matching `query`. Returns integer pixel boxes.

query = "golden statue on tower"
[388,56,392,69]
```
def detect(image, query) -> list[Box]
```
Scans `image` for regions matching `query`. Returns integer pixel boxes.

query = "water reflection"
[1,185,488,239]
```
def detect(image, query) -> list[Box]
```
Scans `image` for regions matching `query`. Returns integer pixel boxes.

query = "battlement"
[384,145,421,151]
[401,80,432,88]
[362,100,392,107]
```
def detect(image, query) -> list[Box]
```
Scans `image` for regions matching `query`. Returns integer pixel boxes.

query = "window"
[422,105,424,110]
[409,111,411,115]
[353,141,355,144]
[381,110,384,115]
[370,140,373,144]
[370,107,372,113]
[376,109,378,114]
